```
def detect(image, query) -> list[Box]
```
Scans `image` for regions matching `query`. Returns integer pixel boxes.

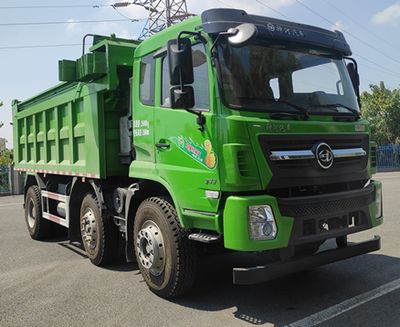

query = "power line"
[0,4,108,9]
[112,6,138,21]
[0,44,81,50]
[254,0,291,20]
[294,0,400,67]
[247,0,400,82]
[0,2,139,10]
[215,0,233,8]
[0,18,143,27]
[353,51,400,77]
[323,0,396,51]
[356,58,399,78]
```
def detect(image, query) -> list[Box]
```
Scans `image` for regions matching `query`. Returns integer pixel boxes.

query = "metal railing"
[376,144,400,170]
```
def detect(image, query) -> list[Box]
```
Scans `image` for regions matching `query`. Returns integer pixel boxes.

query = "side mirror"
[346,62,359,91]
[346,59,361,108]
[167,38,194,86]
[227,23,257,47]
[170,86,195,109]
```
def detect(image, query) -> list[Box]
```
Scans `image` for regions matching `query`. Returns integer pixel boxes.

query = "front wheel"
[134,197,197,298]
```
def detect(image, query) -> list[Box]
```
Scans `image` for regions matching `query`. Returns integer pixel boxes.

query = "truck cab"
[130,8,382,253]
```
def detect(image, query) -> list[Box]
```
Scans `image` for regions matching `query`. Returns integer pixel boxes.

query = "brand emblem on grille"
[314,142,334,169]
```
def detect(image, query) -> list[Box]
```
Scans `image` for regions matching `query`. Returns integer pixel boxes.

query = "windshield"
[216,42,359,115]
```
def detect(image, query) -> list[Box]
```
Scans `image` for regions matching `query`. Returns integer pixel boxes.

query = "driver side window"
[161,43,210,111]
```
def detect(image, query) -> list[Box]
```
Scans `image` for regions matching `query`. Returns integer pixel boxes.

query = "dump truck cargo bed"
[12,35,139,178]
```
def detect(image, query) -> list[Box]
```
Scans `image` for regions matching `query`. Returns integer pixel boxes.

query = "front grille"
[279,185,374,245]
[278,186,374,218]
[259,134,369,190]
[298,210,369,241]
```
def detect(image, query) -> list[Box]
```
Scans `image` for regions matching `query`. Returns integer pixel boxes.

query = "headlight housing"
[375,186,383,218]
[248,205,277,240]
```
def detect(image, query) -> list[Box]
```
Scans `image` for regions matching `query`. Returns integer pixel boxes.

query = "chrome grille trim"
[270,147,366,161]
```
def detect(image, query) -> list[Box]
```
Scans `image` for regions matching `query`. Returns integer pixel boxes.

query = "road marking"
[0,202,22,208]
[286,277,400,327]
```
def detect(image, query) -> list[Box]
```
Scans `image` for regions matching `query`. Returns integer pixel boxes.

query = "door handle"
[156,142,170,150]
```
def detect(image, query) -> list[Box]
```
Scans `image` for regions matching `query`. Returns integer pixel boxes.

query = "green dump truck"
[13,8,383,298]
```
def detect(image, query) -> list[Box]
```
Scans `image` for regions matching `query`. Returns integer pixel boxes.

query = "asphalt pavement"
[0,172,399,327]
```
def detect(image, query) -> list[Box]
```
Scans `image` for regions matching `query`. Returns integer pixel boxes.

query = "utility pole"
[130,0,194,39]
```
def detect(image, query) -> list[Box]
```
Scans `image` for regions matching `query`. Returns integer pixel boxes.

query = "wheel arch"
[24,173,44,201]
[125,178,181,262]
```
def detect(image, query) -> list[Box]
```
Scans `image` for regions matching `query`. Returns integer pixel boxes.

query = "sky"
[1,0,400,147]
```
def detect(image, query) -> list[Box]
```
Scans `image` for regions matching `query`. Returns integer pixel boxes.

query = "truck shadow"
[51,236,138,272]
[174,252,400,326]
[50,233,400,326]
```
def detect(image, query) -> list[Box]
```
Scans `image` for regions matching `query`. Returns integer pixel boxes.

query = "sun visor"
[201,8,352,56]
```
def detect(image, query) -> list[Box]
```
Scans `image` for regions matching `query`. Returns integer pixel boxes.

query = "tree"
[0,101,3,128]
[361,82,400,144]
[0,100,11,165]
[0,148,12,166]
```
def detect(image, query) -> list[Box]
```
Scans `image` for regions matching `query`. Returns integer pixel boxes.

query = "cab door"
[131,53,155,173]
[154,43,220,214]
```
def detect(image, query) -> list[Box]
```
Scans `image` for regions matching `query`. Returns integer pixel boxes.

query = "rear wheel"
[80,193,118,266]
[25,185,51,240]
[134,197,197,298]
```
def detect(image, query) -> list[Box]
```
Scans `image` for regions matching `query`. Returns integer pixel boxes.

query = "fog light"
[375,186,383,218]
[248,205,277,240]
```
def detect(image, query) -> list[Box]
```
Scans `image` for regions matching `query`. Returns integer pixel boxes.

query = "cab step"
[188,232,220,243]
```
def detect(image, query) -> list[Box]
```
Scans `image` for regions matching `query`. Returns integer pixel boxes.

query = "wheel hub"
[136,221,165,276]
[27,199,36,228]
[81,209,97,250]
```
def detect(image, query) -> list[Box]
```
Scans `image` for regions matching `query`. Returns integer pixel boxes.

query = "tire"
[134,197,197,299]
[25,185,51,240]
[80,193,118,266]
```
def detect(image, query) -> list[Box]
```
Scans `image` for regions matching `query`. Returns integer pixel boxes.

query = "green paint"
[223,195,293,251]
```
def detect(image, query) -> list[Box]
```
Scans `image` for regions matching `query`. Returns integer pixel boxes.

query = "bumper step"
[188,232,220,243]
[233,235,381,285]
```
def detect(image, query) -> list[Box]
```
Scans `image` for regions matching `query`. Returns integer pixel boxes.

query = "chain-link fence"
[376,144,400,171]
[0,165,10,194]
[0,165,24,195]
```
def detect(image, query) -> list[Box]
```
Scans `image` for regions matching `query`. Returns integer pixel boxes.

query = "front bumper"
[233,235,381,285]
[223,180,383,251]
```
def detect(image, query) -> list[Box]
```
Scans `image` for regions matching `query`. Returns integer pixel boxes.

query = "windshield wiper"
[236,97,310,120]
[274,99,310,120]
[310,103,360,119]
[269,112,302,120]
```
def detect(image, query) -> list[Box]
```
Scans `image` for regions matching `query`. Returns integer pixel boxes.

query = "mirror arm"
[209,29,238,59]
[177,31,206,45]
[345,56,358,72]
[186,108,206,132]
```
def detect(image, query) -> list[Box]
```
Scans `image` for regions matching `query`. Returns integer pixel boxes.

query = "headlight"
[375,187,383,218]
[248,205,277,240]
